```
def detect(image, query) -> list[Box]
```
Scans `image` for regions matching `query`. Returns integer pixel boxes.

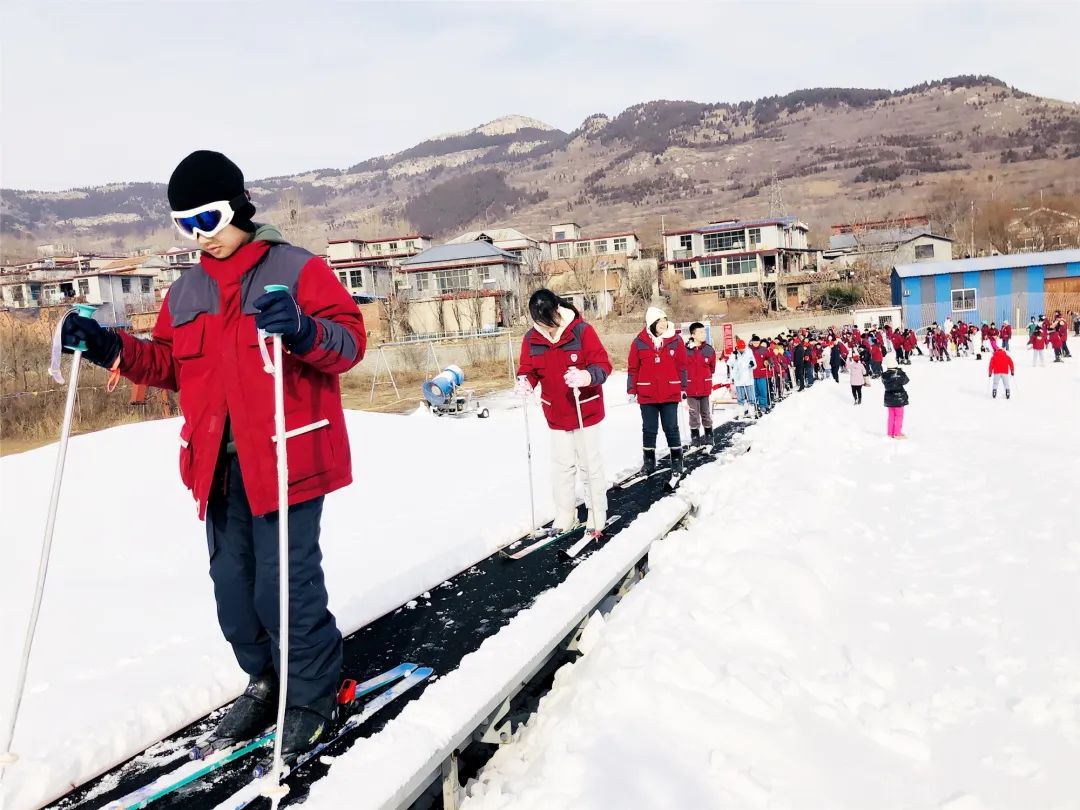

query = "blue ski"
[222,666,434,809]
[104,663,418,810]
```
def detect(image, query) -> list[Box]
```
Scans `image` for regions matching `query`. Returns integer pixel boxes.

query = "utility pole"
[970,200,976,258]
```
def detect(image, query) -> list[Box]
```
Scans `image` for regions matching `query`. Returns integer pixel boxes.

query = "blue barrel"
[422,365,465,406]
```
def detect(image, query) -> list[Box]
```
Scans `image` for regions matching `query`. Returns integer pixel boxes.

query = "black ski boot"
[992,389,997,398]
[690,427,701,446]
[643,447,656,475]
[670,446,685,477]
[1006,389,1011,399]
[281,693,339,757]
[703,427,713,451]
[210,670,278,746]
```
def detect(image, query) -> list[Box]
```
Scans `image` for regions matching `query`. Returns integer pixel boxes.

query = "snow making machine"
[422,364,490,419]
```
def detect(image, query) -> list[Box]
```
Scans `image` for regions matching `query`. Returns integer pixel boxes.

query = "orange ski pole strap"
[106,354,122,393]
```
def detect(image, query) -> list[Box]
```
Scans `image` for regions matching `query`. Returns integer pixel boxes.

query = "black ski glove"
[60,314,121,368]
[253,289,317,354]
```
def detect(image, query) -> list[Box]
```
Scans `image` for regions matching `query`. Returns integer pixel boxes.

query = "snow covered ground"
[0,373,649,810]
[450,356,1080,810]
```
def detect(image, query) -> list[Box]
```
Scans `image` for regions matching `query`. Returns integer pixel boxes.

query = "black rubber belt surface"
[55,421,747,809]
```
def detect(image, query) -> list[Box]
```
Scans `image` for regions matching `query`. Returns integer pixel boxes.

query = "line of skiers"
[918,313,1073,365]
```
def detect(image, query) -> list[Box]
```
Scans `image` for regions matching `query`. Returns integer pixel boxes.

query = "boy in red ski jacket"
[684,322,717,447]
[988,348,1015,399]
[60,151,365,754]
[1048,327,1065,362]
[1000,321,1013,351]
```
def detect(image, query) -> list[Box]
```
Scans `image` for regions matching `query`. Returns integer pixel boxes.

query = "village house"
[325,234,432,300]
[662,216,813,307]
[822,215,953,269]
[396,241,523,336]
[1007,206,1080,253]
[446,227,546,275]
[538,223,652,317]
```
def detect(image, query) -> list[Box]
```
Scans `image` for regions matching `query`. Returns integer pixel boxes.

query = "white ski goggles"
[170,193,247,239]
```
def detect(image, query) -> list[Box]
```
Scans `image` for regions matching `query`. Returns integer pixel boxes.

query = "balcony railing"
[671,249,692,260]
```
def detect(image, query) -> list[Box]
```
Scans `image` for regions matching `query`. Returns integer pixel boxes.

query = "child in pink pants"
[881,354,910,439]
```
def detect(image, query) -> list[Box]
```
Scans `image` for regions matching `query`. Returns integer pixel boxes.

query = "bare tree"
[379,292,411,342]
[625,264,655,312]
[566,253,604,317]
[977,198,1014,254]
[928,178,971,249]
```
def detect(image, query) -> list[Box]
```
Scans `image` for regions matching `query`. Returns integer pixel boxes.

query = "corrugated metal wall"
[899,261,1080,331]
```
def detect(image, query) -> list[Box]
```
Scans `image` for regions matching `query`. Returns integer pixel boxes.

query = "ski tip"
[411,666,435,679]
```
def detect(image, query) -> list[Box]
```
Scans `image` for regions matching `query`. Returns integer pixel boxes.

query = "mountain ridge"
[3,75,1078,256]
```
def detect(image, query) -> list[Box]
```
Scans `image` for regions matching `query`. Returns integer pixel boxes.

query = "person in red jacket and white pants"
[59,151,365,755]
[517,290,612,539]
[1028,329,1048,366]
[627,307,688,477]
[988,347,1015,398]
[684,321,717,447]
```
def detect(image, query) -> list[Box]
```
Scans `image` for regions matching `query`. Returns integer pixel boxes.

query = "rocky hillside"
[4,76,1079,256]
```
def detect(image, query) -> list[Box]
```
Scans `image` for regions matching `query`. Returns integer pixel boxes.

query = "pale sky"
[2,0,1078,191]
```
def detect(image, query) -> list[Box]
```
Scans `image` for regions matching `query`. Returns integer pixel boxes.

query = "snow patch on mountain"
[431,115,555,142]
[388,148,491,178]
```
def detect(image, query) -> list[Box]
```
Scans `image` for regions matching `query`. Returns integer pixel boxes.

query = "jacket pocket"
[173,319,206,359]
[271,418,335,484]
[578,391,603,422]
[178,420,195,491]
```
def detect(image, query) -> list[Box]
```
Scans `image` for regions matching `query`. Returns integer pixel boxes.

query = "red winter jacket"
[519,312,611,431]
[988,351,1014,375]
[1049,330,1064,349]
[685,341,717,397]
[751,346,771,379]
[628,329,688,403]
[870,345,883,363]
[118,232,366,519]
[903,334,917,351]
[1028,332,1047,350]
[1001,324,1012,340]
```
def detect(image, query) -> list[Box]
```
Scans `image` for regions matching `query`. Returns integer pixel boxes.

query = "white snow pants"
[1032,348,1045,366]
[550,424,607,532]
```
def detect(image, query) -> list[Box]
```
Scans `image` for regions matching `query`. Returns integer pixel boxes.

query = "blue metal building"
[891,249,1080,330]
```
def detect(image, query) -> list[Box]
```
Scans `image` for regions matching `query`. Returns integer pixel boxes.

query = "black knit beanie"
[167,150,256,232]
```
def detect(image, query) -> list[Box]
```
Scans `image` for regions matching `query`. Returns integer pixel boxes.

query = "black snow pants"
[206,455,343,708]
[640,402,680,449]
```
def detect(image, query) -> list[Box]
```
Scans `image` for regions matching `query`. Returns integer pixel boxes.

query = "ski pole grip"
[64,303,100,352]
[257,286,288,374]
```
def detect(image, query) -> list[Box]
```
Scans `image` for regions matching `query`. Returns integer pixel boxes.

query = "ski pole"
[1,304,96,778]
[569,369,595,531]
[518,376,537,536]
[259,285,291,805]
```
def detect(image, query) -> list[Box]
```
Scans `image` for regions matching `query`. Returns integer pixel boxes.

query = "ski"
[500,522,585,560]
[224,666,434,810]
[105,663,418,810]
[618,466,671,489]
[496,524,561,554]
[561,515,623,559]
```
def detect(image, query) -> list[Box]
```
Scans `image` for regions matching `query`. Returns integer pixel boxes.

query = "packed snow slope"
[0,374,645,810]
[454,357,1080,810]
